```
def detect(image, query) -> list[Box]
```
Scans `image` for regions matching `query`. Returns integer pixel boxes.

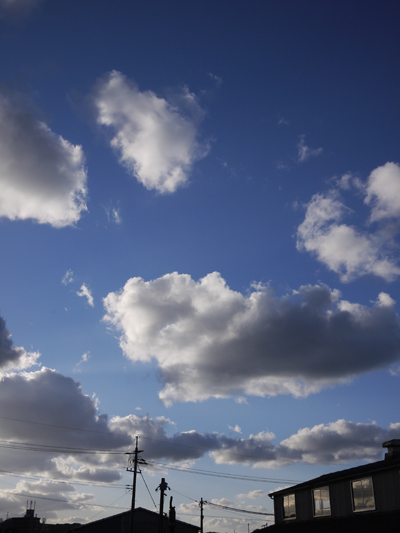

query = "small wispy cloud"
[237,490,267,500]
[297,134,323,162]
[73,352,91,373]
[208,73,222,87]
[229,425,242,434]
[274,160,290,170]
[105,206,122,225]
[278,117,290,126]
[62,269,74,285]
[77,284,94,307]
[235,397,248,404]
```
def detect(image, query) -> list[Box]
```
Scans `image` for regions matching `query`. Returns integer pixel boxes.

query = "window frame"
[282,493,296,520]
[312,486,331,517]
[351,477,375,513]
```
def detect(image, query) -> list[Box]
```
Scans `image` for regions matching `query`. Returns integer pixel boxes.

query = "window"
[283,494,296,520]
[351,477,375,512]
[313,486,331,516]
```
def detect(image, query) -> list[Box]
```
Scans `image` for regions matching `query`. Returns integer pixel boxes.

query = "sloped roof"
[269,454,400,498]
[73,507,199,531]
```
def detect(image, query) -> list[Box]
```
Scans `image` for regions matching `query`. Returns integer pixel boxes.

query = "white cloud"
[0,316,40,372]
[237,490,267,499]
[62,269,74,285]
[229,425,242,434]
[0,479,94,520]
[297,135,323,162]
[77,284,94,307]
[0,88,87,227]
[210,419,400,468]
[365,162,400,222]
[103,272,400,405]
[275,419,400,466]
[93,71,208,193]
[297,166,400,281]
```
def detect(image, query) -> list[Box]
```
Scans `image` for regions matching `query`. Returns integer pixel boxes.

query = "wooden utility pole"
[156,477,169,533]
[126,436,147,533]
[199,498,204,533]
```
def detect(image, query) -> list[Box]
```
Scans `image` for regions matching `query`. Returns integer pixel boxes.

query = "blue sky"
[0,0,400,530]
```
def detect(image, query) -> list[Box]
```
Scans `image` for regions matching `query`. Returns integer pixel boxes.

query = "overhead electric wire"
[0,438,302,484]
[3,490,129,509]
[0,415,295,469]
[170,487,197,502]
[147,460,301,484]
[87,491,131,521]
[140,471,157,510]
[205,501,273,516]
[0,469,129,490]
[0,438,126,455]
[0,415,123,436]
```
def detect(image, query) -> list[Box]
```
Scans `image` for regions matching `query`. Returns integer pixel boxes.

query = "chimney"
[383,440,400,460]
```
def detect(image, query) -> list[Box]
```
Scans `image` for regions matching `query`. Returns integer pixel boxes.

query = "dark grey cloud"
[103,272,400,404]
[110,416,400,469]
[0,367,133,482]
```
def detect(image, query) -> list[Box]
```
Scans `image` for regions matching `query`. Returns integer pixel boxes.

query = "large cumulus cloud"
[103,272,400,404]
[0,87,87,227]
[93,71,208,193]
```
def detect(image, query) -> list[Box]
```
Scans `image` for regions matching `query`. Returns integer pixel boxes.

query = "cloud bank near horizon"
[0,314,399,517]
[103,272,400,405]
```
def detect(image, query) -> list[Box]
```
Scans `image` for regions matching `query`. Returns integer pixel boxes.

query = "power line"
[0,439,126,455]
[147,460,301,484]
[3,491,129,509]
[0,469,129,489]
[204,501,273,516]
[0,415,125,436]
[0,416,301,472]
[140,471,157,510]
[0,415,294,468]
[87,491,131,521]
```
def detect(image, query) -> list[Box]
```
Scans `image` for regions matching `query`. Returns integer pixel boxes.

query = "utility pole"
[156,477,170,533]
[126,436,147,533]
[199,498,204,533]
[169,496,176,533]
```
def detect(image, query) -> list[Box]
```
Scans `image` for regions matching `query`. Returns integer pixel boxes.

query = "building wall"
[273,466,400,525]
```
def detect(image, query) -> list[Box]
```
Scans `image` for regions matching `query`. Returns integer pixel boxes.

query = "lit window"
[283,494,296,519]
[313,486,331,516]
[351,477,375,512]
